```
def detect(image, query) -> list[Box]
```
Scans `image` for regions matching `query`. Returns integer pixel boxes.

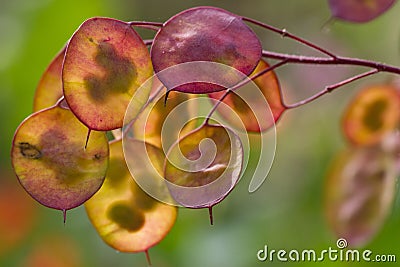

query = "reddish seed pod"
[63,17,153,131]
[151,6,262,94]
[164,124,243,213]
[11,105,109,212]
[85,140,177,253]
[324,148,396,247]
[342,84,400,146]
[329,0,396,23]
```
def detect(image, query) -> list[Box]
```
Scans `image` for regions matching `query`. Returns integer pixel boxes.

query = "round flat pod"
[324,148,396,247]
[329,0,396,23]
[11,103,109,212]
[63,17,153,131]
[342,84,400,146]
[151,6,262,94]
[164,124,243,211]
[85,140,177,253]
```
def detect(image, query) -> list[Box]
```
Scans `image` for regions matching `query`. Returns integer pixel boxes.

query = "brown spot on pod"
[85,140,177,253]
[84,42,137,102]
[107,202,145,232]
[11,105,109,211]
[18,142,42,159]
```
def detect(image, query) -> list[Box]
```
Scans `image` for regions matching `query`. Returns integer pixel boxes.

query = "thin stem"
[242,16,337,59]
[284,69,379,109]
[130,18,400,121]
[145,250,152,266]
[128,21,164,27]
[62,209,67,225]
[325,69,380,92]
[128,21,163,31]
[205,60,288,124]
[84,129,91,150]
[262,50,400,75]
[122,84,165,136]
[208,206,214,225]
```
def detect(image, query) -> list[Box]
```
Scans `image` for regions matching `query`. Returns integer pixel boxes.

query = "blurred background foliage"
[1,0,400,266]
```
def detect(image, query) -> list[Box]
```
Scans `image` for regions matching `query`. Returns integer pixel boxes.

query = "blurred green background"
[1,0,400,266]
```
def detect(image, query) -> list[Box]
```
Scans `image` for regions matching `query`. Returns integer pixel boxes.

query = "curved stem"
[128,21,163,32]
[284,69,379,109]
[242,16,337,59]
[205,60,288,124]
[262,50,400,75]
[128,21,163,27]
[129,18,400,123]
